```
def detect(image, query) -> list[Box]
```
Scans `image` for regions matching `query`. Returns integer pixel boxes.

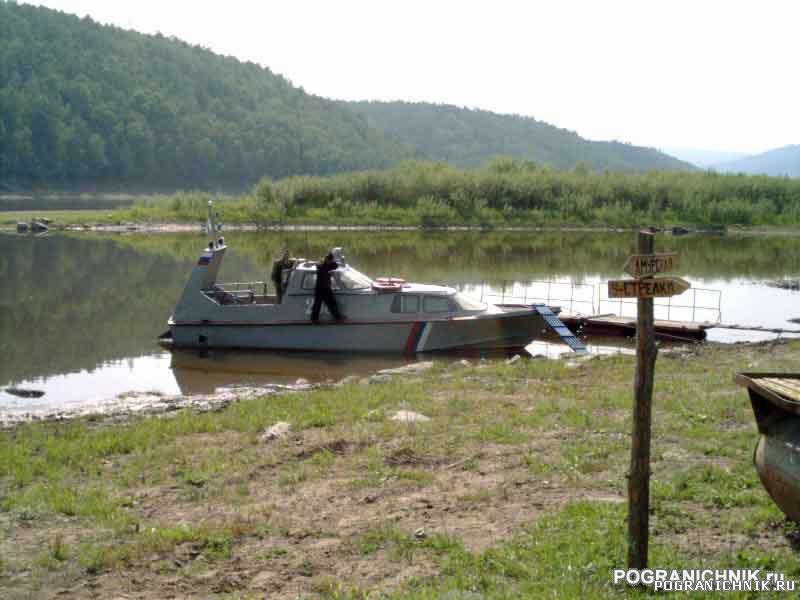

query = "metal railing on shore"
[471,279,722,324]
[477,280,596,316]
[599,285,721,324]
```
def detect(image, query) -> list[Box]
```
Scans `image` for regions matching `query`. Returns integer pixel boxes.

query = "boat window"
[423,295,452,313]
[454,292,487,311]
[391,295,420,313]
[301,271,342,291]
[337,267,373,290]
[301,273,316,290]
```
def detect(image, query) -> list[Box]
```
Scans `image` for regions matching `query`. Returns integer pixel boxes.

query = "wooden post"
[627,229,657,569]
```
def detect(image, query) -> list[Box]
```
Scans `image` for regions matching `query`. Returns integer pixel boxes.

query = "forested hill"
[0,2,413,189]
[713,145,800,177]
[0,3,693,192]
[347,101,694,172]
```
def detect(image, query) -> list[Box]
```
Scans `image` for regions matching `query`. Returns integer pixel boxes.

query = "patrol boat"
[162,212,581,354]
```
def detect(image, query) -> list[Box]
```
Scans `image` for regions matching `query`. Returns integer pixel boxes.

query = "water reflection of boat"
[526,336,636,359]
[168,349,412,394]
[735,372,800,522]
[164,206,565,354]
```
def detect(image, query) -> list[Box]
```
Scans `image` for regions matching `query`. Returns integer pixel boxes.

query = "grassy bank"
[1,341,799,598]
[5,160,800,230]
[0,209,126,227]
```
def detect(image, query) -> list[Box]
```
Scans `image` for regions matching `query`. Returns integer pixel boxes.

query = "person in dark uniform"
[311,252,343,323]
[270,250,294,303]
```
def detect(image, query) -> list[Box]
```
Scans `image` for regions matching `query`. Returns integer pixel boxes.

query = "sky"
[29,0,800,154]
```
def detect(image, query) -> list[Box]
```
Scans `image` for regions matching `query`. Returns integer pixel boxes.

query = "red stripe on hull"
[404,322,423,354]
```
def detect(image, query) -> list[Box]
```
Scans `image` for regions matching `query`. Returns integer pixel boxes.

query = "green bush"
[415,196,458,228]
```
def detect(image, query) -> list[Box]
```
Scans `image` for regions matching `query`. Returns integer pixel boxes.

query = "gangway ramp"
[532,304,588,354]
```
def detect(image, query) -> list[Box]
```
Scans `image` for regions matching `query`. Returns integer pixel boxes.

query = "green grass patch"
[384,500,800,599]
[351,524,463,564]
[78,524,234,574]
[656,464,765,509]
[36,534,70,570]
[2,482,126,522]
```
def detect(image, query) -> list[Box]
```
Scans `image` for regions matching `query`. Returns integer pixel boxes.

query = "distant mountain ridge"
[662,147,747,169]
[347,101,694,172]
[1,2,693,190]
[712,145,800,177]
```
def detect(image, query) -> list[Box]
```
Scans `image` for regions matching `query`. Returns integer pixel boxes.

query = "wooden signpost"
[623,253,679,278]
[614,231,690,570]
[608,277,690,299]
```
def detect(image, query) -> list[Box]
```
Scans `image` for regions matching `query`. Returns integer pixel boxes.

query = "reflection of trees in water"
[2,231,798,385]
[115,230,800,282]
[0,233,257,385]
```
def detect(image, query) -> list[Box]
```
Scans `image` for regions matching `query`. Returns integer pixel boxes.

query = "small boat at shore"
[735,372,800,522]
[162,206,578,354]
[4,387,45,398]
[16,219,50,234]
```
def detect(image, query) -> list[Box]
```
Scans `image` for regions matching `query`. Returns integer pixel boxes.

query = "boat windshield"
[337,267,373,290]
[454,292,487,311]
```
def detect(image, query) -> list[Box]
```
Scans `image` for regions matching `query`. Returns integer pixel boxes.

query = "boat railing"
[212,280,271,299]
[471,279,722,324]
[474,280,597,316]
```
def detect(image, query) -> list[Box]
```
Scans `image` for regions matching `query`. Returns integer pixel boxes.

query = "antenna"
[205,200,225,247]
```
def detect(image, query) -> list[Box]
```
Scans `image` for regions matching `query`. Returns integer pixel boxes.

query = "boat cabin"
[180,242,492,323]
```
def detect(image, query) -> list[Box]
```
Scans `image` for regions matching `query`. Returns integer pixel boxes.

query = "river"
[1,229,798,420]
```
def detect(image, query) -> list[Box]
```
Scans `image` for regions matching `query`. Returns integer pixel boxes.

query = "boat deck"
[756,377,800,401]
[735,373,800,402]
[734,372,800,420]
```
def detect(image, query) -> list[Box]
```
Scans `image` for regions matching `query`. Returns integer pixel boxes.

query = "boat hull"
[736,373,800,523]
[169,309,549,353]
[754,418,800,522]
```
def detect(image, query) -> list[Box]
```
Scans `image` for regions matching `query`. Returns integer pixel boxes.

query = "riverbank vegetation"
[1,341,799,597]
[104,160,800,228]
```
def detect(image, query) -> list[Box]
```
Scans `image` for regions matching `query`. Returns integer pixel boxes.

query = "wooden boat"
[734,372,800,522]
[559,314,714,341]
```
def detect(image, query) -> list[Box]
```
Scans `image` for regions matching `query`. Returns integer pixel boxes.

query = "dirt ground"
[0,436,621,598]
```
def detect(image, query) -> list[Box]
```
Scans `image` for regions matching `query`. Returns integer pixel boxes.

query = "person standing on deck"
[311,252,343,323]
[271,250,294,303]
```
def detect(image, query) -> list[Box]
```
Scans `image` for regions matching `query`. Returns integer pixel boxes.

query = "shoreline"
[0,382,316,430]
[2,219,799,236]
[0,339,783,430]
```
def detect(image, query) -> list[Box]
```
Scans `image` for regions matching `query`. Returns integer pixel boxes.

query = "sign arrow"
[608,277,690,299]
[623,253,679,278]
